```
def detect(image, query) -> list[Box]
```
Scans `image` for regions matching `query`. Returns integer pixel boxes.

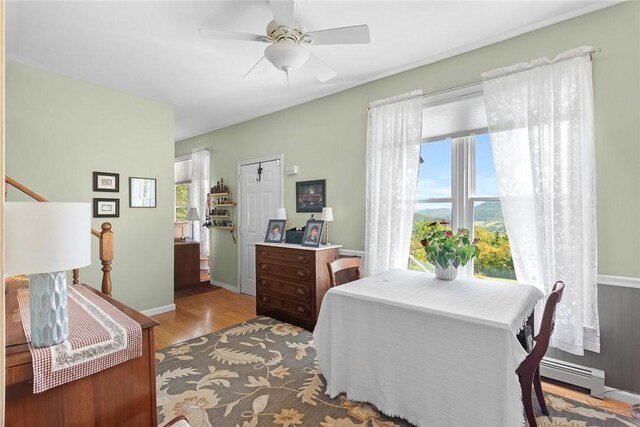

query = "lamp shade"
[5,202,91,276]
[186,207,200,221]
[276,208,287,220]
[322,207,334,222]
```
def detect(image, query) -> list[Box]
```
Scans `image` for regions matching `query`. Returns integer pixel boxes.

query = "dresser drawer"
[258,262,311,282]
[257,277,311,301]
[257,248,312,265]
[257,293,312,320]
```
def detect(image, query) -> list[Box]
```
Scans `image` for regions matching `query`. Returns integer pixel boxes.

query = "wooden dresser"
[174,240,201,290]
[5,282,159,427]
[255,243,341,330]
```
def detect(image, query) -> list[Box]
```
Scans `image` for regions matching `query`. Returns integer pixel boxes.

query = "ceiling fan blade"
[269,0,295,28]
[243,56,277,80]
[198,29,268,43]
[304,24,370,45]
[304,53,337,83]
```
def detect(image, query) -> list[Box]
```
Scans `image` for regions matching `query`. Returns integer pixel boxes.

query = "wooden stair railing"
[4,175,114,296]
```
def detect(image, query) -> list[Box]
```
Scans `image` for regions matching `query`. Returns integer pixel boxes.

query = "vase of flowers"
[420,221,479,281]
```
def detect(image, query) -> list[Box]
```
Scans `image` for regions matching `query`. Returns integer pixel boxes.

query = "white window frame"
[416,82,505,279]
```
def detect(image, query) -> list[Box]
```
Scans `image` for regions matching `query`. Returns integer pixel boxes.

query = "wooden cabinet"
[5,283,159,426]
[255,243,341,330]
[174,241,201,290]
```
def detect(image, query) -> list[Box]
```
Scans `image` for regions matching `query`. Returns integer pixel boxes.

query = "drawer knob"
[261,295,269,302]
[260,265,268,271]
[297,306,305,313]
[296,288,304,295]
[297,271,305,277]
[297,256,304,261]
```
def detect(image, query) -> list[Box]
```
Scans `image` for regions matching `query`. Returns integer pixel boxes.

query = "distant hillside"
[415,201,506,232]
[414,208,451,222]
[474,201,503,222]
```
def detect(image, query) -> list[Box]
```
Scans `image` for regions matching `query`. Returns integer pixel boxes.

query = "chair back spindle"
[327,257,361,287]
[517,280,565,427]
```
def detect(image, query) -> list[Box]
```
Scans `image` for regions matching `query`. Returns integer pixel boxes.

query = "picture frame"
[93,171,119,192]
[301,220,325,248]
[129,177,157,208]
[264,219,286,243]
[296,179,326,213]
[93,198,120,218]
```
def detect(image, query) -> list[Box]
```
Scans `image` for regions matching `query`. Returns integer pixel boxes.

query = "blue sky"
[415,133,498,206]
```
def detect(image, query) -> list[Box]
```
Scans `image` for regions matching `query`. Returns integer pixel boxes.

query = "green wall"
[177,2,640,289]
[6,61,175,311]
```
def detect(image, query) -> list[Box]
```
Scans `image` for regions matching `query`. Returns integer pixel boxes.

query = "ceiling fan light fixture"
[264,39,309,72]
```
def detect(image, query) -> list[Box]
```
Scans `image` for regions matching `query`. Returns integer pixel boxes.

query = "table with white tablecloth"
[313,269,544,427]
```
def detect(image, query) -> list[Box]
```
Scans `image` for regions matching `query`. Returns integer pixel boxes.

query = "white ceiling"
[6,1,616,141]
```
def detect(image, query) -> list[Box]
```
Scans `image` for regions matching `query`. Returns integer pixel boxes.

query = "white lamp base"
[29,271,69,348]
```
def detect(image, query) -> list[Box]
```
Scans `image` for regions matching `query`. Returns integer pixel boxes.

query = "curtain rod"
[366,48,601,111]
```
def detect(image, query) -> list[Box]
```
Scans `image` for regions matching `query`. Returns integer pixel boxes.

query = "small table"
[313,269,543,427]
[5,281,159,426]
[174,240,201,290]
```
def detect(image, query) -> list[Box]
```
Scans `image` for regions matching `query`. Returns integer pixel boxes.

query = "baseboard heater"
[540,357,605,398]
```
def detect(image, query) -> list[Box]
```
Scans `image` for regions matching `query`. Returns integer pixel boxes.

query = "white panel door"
[239,159,282,296]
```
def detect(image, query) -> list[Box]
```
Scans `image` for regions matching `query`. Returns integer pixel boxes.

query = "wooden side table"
[174,241,201,290]
[5,281,159,426]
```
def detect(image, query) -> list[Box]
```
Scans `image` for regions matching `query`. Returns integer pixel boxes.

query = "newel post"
[99,222,114,297]
[72,269,79,286]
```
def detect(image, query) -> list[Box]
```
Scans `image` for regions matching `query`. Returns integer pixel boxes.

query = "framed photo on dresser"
[301,220,324,247]
[264,219,286,243]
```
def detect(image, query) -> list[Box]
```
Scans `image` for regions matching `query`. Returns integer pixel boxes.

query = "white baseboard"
[604,387,640,405]
[214,280,240,294]
[141,303,176,316]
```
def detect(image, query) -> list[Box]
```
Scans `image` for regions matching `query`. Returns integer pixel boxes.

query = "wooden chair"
[162,415,191,427]
[327,257,361,287]
[516,281,565,427]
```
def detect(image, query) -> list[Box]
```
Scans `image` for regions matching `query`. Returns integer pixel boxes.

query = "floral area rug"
[156,317,639,427]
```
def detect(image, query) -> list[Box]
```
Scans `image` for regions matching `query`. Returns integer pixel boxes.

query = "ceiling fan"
[198,0,370,84]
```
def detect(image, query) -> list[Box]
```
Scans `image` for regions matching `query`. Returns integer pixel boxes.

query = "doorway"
[238,155,283,296]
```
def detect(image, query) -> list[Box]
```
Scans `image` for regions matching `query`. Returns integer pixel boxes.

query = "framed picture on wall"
[129,177,157,208]
[93,198,120,218]
[93,171,119,192]
[264,219,286,243]
[296,179,326,213]
[301,220,324,247]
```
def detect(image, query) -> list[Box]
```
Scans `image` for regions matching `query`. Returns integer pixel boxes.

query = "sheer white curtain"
[190,148,210,259]
[482,46,599,355]
[365,90,422,276]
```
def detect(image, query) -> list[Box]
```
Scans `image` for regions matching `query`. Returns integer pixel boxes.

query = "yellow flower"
[271,366,291,379]
[270,324,301,336]
[160,389,220,420]
[341,398,379,421]
[320,416,365,427]
[273,408,304,426]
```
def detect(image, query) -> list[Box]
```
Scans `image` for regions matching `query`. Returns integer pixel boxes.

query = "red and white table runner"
[16,285,142,393]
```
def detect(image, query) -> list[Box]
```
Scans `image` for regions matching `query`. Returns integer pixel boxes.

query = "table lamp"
[5,202,91,348]
[186,207,200,242]
[322,207,333,245]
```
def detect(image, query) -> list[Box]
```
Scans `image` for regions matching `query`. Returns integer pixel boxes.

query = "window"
[175,183,190,221]
[410,86,515,281]
[174,156,192,221]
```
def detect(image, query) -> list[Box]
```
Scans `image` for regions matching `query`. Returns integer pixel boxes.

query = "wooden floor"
[151,289,633,418]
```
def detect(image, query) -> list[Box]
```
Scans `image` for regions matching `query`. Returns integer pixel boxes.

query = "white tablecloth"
[313,269,543,427]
